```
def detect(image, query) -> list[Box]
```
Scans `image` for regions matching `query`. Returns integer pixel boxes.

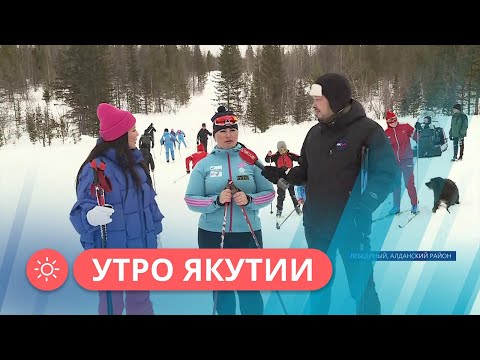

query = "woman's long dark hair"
[75,133,152,191]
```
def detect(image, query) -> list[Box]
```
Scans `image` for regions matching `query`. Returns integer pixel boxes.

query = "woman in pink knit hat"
[70,103,164,315]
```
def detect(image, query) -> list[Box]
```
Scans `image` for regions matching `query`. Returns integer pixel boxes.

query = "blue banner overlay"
[349,251,456,261]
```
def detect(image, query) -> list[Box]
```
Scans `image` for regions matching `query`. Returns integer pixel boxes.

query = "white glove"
[86,205,114,226]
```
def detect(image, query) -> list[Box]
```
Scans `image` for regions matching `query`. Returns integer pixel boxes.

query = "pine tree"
[147,45,168,113]
[54,45,112,137]
[245,45,256,74]
[293,79,310,124]
[206,51,216,72]
[109,45,128,108]
[138,46,153,115]
[214,45,244,114]
[259,45,287,124]
[176,45,191,106]
[125,45,141,113]
[26,107,37,143]
[193,45,207,94]
[245,67,268,132]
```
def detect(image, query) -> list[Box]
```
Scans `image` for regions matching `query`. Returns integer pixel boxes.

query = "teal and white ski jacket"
[185,143,275,233]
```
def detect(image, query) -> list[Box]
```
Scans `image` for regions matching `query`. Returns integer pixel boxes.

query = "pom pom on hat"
[97,103,136,141]
[211,106,238,135]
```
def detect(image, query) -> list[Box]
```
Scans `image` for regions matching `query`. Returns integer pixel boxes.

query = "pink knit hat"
[97,103,136,141]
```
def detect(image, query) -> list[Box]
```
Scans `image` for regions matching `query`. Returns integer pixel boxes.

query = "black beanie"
[211,106,238,135]
[314,73,352,113]
[453,103,462,111]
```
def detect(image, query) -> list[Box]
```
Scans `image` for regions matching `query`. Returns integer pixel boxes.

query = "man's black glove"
[449,135,454,141]
[351,203,372,237]
[261,167,286,184]
[414,122,422,131]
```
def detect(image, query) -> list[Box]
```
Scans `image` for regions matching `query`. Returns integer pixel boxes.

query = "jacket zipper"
[393,128,400,162]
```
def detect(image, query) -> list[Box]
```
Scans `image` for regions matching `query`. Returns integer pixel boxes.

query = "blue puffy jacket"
[70,146,164,250]
[185,143,275,233]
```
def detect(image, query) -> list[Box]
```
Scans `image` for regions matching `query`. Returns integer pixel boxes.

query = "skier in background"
[197,122,212,152]
[177,129,187,150]
[160,128,177,163]
[145,123,157,145]
[265,141,302,217]
[384,110,419,215]
[185,142,208,174]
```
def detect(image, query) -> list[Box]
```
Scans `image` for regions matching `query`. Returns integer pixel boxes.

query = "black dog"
[425,177,460,213]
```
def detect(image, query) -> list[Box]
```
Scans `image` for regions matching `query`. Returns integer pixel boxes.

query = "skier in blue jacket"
[70,103,164,315]
[185,106,275,315]
[176,129,187,150]
[160,128,177,162]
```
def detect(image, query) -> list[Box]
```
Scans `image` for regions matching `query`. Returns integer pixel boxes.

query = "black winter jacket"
[287,99,399,238]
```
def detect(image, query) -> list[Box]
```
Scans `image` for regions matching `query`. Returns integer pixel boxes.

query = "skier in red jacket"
[384,110,419,214]
[185,142,208,174]
[265,141,302,217]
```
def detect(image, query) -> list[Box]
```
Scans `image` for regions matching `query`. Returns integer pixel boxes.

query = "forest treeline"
[0,45,478,146]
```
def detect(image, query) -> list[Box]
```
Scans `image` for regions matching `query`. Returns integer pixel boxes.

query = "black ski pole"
[276,207,296,230]
[173,173,188,184]
[90,159,114,315]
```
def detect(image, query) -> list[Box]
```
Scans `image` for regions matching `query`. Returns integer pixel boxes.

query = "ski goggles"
[213,115,238,126]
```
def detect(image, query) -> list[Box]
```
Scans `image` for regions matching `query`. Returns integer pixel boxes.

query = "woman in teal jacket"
[184,106,275,315]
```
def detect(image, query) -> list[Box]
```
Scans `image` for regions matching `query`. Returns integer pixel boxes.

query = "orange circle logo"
[26,249,68,291]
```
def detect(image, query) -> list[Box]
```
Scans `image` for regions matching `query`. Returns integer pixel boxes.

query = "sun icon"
[27,249,68,291]
[34,257,60,282]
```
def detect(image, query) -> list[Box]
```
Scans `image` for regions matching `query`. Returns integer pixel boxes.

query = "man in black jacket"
[139,129,154,151]
[196,122,212,152]
[261,73,399,315]
[145,123,156,145]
